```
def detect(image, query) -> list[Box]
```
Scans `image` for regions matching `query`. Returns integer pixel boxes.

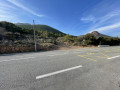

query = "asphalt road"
[0,46,120,90]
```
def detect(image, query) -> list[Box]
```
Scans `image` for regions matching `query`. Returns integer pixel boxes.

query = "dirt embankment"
[0,43,55,54]
[0,44,96,54]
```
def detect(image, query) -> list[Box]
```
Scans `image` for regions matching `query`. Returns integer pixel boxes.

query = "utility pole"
[33,20,37,52]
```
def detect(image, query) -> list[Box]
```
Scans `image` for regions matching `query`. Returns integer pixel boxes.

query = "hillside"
[0,21,65,40]
[78,31,112,39]
[15,23,64,34]
[91,31,111,38]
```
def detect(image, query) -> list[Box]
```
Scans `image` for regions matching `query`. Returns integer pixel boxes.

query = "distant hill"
[91,31,111,38]
[78,31,112,39]
[15,23,64,34]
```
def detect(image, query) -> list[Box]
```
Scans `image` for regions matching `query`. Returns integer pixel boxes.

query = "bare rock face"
[79,31,111,39]
[91,31,100,36]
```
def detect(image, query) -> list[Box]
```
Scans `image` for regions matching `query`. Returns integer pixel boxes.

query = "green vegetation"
[0,21,120,53]
[16,23,64,33]
[16,23,65,38]
[0,21,66,53]
[97,37,120,46]
[77,33,120,46]
[0,21,65,39]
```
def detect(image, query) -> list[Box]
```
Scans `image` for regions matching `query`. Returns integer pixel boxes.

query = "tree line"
[64,33,120,46]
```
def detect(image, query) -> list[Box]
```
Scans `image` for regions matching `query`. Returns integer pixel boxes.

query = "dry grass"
[57,45,97,50]
[0,43,55,54]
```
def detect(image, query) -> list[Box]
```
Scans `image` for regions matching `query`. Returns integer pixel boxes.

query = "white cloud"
[90,23,120,32]
[80,15,96,22]
[79,0,120,36]
[80,0,120,36]
[0,1,18,22]
[91,10,120,29]
[7,0,44,17]
[81,10,120,24]
[0,2,15,9]
[81,10,120,34]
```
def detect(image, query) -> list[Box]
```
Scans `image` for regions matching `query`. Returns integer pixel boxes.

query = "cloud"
[0,2,15,9]
[0,1,18,22]
[81,10,120,24]
[81,10,120,34]
[92,10,120,29]
[7,0,44,17]
[90,22,120,32]
[80,15,96,23]
[79,0,120,36]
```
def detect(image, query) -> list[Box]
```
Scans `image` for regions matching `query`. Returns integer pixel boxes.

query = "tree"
[83,33,96,45]
[64,34,74,43]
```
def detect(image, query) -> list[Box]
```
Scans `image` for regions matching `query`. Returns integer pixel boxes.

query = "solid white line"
[36,65,82,79]
[0,57,35,63]
[47,53,67,56]
[107,55,120,59]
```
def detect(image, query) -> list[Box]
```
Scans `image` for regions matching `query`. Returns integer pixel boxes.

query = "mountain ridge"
[0,21,65,40]
[15,23,64,34]
[15,23,31,25]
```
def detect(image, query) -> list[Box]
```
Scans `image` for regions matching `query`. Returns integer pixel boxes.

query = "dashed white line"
[107,55,120,59]
[0,57,35,63]
[36,65,82,79]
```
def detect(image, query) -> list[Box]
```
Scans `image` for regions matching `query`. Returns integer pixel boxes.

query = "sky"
[0,0,120,36]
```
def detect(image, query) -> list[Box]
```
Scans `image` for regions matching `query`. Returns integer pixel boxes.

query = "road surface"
[0,46,120,90]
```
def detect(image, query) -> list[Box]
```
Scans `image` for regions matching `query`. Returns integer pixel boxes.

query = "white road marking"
[107,55,120,59]
[47,53,67,56]
[0,57,35,63]
[73,51,86,53]
[36,65,82,79]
